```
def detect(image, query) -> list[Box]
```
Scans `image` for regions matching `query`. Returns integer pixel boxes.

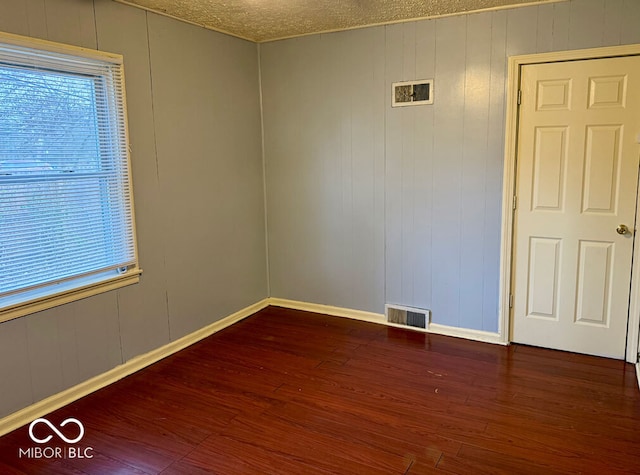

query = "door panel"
[526,237,561,319]
[512,56,640,359]
[532,126,567,210]
[575,240,612,326]
[582,125,621,213]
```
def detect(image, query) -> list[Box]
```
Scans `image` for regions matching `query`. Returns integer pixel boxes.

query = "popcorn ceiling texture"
[115,0,561,42]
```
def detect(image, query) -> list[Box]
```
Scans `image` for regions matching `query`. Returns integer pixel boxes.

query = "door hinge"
[509,294,514,308]
[517,90,522,105]
[513,195,517,210]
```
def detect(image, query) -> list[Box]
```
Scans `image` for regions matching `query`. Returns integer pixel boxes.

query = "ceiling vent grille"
[392,79,434,107]
[385,304,430,329]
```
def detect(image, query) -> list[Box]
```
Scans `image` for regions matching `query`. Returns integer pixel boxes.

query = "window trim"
[0,31,141,324]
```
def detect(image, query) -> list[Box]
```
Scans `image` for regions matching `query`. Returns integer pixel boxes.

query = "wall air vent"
[392,79,434,107]
[385,304,430,329]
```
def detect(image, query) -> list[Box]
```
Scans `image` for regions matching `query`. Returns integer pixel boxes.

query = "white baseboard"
[267,298,386,324]
[427,323,506,345]
[636,363,640,390]
[0,298,269,437]
[268,298,506,345]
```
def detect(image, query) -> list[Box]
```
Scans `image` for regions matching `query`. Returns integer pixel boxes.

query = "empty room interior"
[1,0,640,473]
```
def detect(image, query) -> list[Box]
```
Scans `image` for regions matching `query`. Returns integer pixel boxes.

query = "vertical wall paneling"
[344,27,386,312]
[506,6,538,58]
[430,15,467,328]
[54,309,80,390]
[0,0,47,43]
[25,313,64,403]
[313,32,347,307]
[71,294,122,382]
[603,0,624,46]
[549,1,571,51]
[483,10,508,333]
[26,0,47,39]
[264,35,328,305]
[384,23,405,307]
[372,30,387,314]
[147,14,266,340]
[459,12,492,331]
[261,38,308,302]
[262,28,385,313]
[568,0,606,50]
[302,34,342,307]
[411,19,436,310]
[0,319,32,417]
[621,0,640,45]
[536,4,555,53]
[42,0,97,48]
[400,22,416,306]
[0,0,30,35]
[338,32,355,308]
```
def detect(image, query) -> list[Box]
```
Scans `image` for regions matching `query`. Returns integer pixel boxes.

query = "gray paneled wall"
[261,0,640,332]
[261,28,386,313]
[0,0,267,418]
[147,14,266,339]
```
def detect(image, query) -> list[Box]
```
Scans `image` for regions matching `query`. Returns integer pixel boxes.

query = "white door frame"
[498,44,640,364]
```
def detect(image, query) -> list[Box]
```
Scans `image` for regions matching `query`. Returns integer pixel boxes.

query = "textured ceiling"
[115,0,562,43]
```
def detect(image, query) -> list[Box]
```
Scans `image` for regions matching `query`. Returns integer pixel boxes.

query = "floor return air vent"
[385,304,431,329]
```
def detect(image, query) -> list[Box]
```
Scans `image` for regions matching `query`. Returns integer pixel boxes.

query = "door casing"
[499,44,640,363]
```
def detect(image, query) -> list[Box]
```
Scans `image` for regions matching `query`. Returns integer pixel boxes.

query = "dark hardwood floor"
[1,306,639,474]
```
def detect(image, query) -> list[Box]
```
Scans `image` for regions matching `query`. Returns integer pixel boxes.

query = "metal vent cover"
[385,304,430,329]
[392,79,434,107]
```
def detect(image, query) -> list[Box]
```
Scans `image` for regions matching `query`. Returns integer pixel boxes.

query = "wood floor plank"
[175,432,335,475]
[1,306,638,474]
[64,451,151,475]
[219,413,410,474]
[263,400,444,470]
[435,445,569,475]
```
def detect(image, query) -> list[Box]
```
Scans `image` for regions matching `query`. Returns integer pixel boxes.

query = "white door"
[512,56,640,359]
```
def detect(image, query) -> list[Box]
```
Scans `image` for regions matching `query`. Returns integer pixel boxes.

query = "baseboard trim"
[0,298,269,437]
[267,298,385,324]
[636,362,640,390]
[427,323,505,345]
[268,298,505,345]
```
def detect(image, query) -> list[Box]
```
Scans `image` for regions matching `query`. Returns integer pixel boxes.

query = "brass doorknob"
[616,224,630,235]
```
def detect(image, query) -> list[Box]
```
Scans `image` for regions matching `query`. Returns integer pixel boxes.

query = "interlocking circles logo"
[29,418,84,444]
[18,417,93,459]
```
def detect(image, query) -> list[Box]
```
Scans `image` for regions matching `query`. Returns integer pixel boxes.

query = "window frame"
[0,31,141,323]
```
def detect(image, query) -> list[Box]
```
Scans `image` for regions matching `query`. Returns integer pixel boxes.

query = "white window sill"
[0,269,142,323]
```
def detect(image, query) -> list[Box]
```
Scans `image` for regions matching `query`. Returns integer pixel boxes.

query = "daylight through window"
[0,33,140,321]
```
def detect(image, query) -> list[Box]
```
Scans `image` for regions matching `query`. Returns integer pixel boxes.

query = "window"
[0,32,140,322]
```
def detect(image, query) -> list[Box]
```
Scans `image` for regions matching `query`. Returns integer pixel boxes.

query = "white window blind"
[0,33,140,321]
